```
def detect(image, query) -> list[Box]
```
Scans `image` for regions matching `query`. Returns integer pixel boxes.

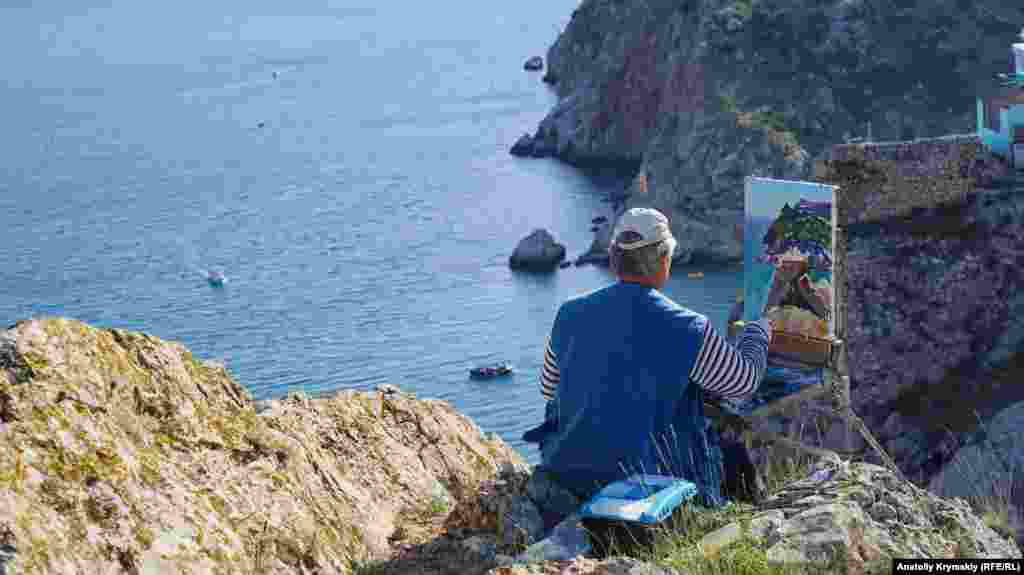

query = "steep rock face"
[808,138,1024,546]
[0,318,525,575]
[537,0,1021,261]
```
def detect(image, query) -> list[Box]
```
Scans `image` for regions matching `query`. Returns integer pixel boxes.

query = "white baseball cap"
[610,208,674,250]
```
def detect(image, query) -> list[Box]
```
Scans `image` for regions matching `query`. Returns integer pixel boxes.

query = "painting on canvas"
[742,176,837,339]
[716,177,838,414]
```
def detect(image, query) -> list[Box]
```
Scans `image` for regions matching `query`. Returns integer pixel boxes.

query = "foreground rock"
[754,461,1019,570]
[509,229,567,271]
[0,318,527,575]
[0,318,1018,574]
[487,461,1020,575]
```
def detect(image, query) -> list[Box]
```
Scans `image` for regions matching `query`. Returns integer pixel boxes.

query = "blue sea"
[0,0,741,463]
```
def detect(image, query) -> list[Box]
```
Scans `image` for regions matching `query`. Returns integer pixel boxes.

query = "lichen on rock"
[0,318,526,575]
[1,318,1020,575]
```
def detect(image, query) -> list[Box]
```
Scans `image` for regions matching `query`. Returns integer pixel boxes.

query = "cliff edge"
[0,318,528,574]
[535,0,1021,262]
[0,318,1018,575]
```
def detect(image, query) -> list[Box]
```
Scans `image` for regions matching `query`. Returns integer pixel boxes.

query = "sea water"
[0,0,741,463]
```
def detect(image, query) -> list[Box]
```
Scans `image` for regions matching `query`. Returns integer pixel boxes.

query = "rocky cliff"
[814,137,1024,548]
[0,318,1018,574]
[0,318,531,575]
[532,0,1023,262]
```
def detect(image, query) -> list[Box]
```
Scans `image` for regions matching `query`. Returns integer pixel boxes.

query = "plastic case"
[578,474,698,556]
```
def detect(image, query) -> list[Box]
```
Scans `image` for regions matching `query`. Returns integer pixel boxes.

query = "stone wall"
[816,136,1024,489]
[826,135,1010,227]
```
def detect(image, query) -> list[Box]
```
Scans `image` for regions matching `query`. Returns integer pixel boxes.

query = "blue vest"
[537,282,724,507]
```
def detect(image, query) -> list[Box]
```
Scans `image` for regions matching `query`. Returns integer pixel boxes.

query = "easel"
[710,177,904,480]
[707,333,904,482]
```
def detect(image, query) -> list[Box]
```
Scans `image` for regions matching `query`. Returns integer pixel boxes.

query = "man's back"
[539,282,711,498]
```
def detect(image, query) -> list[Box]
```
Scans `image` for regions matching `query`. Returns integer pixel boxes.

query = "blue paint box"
[578,474,699,556]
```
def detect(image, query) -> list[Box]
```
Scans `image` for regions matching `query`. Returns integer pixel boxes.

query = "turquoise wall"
[1008,105,1024,135]
[982,128,1010,158]
[979,104,1024,158]
[977,98,984,136]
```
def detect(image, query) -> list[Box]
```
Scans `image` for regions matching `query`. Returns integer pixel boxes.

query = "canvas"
[743,177,837,334]
[723,177,838,415]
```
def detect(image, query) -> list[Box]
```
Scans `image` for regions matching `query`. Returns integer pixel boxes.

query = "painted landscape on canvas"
[725,177,838,415]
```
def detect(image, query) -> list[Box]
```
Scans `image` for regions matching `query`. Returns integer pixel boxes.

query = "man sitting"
[526,208,791,527]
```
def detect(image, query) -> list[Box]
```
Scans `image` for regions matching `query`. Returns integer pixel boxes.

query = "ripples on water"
[0,0,742,464]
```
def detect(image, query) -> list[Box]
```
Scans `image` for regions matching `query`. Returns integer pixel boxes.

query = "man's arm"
[689,319,772,399]
[539,335,559,401]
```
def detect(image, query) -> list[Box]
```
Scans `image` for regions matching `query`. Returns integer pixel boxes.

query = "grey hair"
[609,232,677,278]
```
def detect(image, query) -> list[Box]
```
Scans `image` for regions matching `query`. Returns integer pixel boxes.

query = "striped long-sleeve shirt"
[539,319,771,402]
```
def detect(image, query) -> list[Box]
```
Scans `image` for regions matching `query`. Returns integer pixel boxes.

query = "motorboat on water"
[469,362,513,380]
[207,270,227,287]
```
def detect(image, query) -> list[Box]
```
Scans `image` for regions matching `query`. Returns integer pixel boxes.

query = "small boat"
[687,272,705,279]
[207,270,227,287]
[469,362,513,379]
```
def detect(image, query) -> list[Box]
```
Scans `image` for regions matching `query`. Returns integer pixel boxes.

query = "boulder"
[509,229,566,271]
[524,56,544,71]
[510,133,535,157]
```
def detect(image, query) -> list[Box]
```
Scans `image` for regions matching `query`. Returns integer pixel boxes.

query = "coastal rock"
[2,318,1018,574]
[524,56,544,71]
[626,112,810,264]
[509,229,567,271]
[510,133,536,157]
[0,318,526,575]
[578,212,616,266]
[537,0,1021,262]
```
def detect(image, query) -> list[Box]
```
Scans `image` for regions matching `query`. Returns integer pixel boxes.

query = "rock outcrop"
[807,139,1024,549]
[533,0,1022,262]
[0,318,1018,575]
[0,318,526,575]
[487,461,1020,575]
[509,229,567,271]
